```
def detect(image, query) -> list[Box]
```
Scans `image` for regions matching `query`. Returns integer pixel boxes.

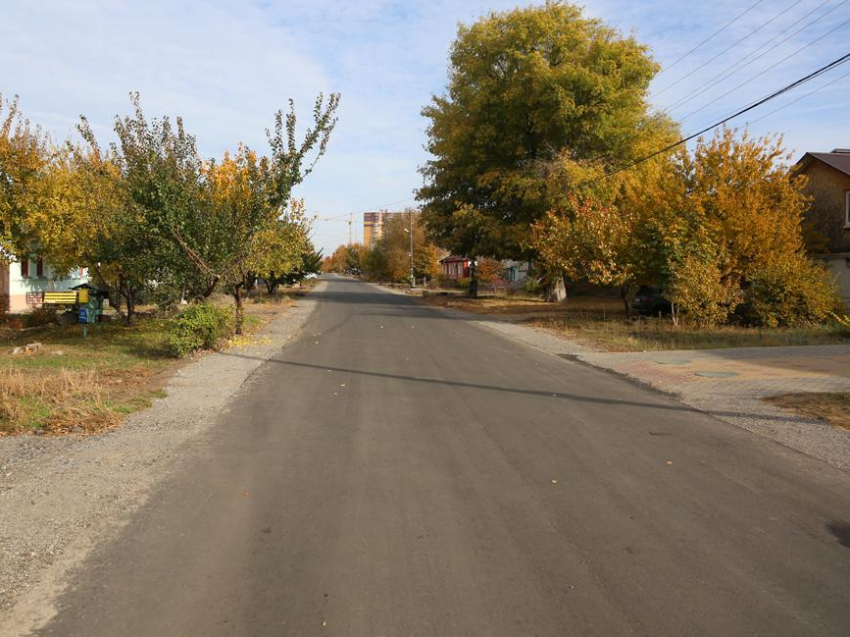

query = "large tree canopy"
[418,1,671,259]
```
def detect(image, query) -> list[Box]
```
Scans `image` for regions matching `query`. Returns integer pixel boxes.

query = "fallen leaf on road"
[243,491,250,498]
[551,479,558,484]
[340,384,346,387]
[666,460,673,466]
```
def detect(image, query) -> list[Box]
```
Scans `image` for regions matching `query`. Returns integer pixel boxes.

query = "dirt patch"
[765,393,850,431]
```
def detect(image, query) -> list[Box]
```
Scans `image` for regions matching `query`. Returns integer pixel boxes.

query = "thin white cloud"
[2,0,847,253]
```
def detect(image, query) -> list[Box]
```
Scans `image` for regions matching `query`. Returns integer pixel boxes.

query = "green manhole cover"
[694,371,738,378]
[656,359,691,365]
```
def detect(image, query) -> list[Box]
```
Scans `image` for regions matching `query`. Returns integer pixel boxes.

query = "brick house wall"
[801,160,850,254]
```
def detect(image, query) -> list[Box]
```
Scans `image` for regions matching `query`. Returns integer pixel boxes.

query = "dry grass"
[0,319,174,435]
[0,367,123,434]
[765,393,850,431]
[0,287,306,435]
[421,293,849,352]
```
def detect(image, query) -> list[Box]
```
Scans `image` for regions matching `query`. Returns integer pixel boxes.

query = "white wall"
[6,257,88,312]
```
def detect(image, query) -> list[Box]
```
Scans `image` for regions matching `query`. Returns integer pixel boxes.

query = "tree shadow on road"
[219,351,807,425]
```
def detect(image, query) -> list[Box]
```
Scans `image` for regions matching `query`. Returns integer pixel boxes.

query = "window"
[36,257,44,278]
[20,258,29,278]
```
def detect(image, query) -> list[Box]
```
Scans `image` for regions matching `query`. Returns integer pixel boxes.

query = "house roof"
[439,255,468,263]
[796,149,850,177]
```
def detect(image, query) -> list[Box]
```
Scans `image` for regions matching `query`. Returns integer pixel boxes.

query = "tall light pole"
[409,210,415,288]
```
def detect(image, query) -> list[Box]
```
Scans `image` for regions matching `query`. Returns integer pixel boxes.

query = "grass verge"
[421,293,849,352]
[764,393,850,431]
[0,290,300,436]
[0,319,174,435]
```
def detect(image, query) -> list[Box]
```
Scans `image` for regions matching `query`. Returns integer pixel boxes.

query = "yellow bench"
[43,290,86,306]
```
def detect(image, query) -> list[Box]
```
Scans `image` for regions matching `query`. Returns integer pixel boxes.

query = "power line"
[314,196,418,223]
[746,67,850,124]
[653,0,803,99]
[599,52,850,181]
[678,16,850,123]
[664,0,845,114]
[657,0,765,76]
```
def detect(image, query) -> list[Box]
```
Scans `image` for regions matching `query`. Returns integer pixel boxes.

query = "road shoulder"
[0,282,325,634]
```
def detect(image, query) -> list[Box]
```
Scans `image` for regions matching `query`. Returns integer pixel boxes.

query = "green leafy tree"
[249,200,310,296]
[106,93,338,306]
[418,1,668,264]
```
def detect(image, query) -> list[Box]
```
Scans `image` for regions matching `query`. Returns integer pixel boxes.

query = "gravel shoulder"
[0,283,324,633]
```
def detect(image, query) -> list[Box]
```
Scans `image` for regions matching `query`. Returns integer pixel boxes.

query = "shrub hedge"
[167,303,234,357]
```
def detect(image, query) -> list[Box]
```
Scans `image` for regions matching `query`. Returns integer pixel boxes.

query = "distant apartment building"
[363,210,407,248]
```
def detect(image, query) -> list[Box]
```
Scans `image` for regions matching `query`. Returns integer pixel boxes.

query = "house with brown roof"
[795,148,850,308]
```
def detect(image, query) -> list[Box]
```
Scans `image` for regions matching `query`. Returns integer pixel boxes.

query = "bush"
[667,255,740,327]
[167,303,234,357]
[523,276,543,295]
[455,277,470,290]
[832,313,850,335]
[744,257,841,327]
[27,306,57,327]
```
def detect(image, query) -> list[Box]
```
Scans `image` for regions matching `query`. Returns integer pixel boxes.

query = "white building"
[0,255,88,313]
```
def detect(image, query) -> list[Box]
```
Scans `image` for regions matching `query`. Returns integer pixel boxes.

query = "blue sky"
[2,0,848,253]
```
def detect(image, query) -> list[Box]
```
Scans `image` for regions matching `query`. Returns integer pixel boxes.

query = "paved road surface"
[36,277,850,636]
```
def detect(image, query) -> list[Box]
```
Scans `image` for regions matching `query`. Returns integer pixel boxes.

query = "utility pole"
[409,210,415,288]
[348,212,353,246]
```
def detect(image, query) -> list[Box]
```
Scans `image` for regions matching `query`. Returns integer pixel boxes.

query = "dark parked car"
[631,285,672,317]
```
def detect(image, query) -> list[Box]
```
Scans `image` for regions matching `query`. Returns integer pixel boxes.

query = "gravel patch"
[0,283,324,633]
[576,346,850,473]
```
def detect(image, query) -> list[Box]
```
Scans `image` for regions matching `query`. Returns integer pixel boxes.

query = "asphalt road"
[36,276,850,636]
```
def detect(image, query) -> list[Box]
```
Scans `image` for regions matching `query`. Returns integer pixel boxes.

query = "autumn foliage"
[0,92,338,332]
[532,129,841,326]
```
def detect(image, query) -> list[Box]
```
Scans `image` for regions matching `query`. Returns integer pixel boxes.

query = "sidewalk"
[576,345,850,472]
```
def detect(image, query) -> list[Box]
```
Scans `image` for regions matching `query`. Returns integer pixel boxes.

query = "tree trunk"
[202,276,220,299]
[232,288,245,335]
[620,282,633,317]
[546,272,568,303]
[124,285,136,326]
[468,259,478,298]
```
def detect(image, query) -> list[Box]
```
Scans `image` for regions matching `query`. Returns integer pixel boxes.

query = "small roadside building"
[0,255,88,313]
[440,255,470,280]
[795,148,850,308]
